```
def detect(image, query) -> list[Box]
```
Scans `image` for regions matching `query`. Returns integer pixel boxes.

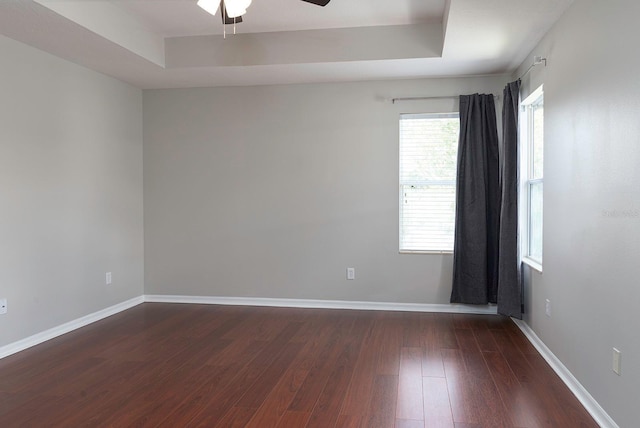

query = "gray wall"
[0,35,144,347]
[143,76,506,303]
[517,0,640,426]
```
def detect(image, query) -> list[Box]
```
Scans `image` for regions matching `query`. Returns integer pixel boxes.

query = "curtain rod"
[518,56,547,81]
[391,56,547,105]
[391,94,499,104]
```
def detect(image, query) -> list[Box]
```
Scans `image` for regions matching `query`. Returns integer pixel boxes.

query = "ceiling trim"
[166,23,443,68]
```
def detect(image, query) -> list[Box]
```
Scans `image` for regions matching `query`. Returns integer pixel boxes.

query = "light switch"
[347,268,355,280]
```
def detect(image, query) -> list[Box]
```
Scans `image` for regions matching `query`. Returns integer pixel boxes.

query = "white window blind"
[399,113,460,252]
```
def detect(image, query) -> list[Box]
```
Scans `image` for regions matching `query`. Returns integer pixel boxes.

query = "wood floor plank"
[524,353,600,427]
[3,355,103,395]
[455,328,482,353]
[1,395,69,426]
[442,348,512,427]
[242,327,321,428]
[336,414,362,428]
[287,323,350,412]
[305,339,361,428]
[339,313,384,417]
[289,310,328,344]
[375,314,403,375]
[402,312,424,347]
[395,419,424,428]
[0,392,33,417]
[100,333,244,426]
[452,313,478,330]
[244,368,308,427]
[420,316,446,378]
[276,410,311,427]
[421,346,445,378]
[423,376,454,428]
[50,360,169,427]
[436,315,459,350]
[104,364,234,427]
[482,350,543,428]
[489,328,537,383]
[472,327,499,353]
[146,365,240,426]
[221,307,291,343]
[294,323,344,372]
[186,326,303,426]
[0,304,599,427]
[396,347,424,421]
[455,329,494,381]
[506,326,540,355]
[234,341,304,409]
[363,374,398,428]
[215,406,257,427]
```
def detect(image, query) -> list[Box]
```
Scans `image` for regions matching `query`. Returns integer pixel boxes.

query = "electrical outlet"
[346,268,355,280]
[613,348,622,375]
[0,298,7,315]
[106,272,112,285]
[545,299,551,317]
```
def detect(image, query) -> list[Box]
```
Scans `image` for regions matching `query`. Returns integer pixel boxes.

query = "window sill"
[400,250,453,255]
[522,257,543,273]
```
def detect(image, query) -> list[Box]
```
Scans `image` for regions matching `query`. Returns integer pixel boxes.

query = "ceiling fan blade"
[220,0,244,24]
[300,0,331,6]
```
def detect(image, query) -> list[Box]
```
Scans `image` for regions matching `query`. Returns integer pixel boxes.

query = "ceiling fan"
[197,0,331,25]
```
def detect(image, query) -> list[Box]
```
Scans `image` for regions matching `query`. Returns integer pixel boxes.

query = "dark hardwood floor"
[0,303,598,427]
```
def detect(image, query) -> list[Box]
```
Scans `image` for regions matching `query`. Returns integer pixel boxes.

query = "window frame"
[399,112,460,255]
[520,86,544,272]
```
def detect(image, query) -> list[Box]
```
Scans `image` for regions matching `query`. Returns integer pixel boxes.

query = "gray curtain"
[450,94,500,305]
[497,80,522,318]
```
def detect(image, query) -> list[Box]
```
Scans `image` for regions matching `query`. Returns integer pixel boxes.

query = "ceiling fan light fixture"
[196,0,220,16]
[224,0,252,18]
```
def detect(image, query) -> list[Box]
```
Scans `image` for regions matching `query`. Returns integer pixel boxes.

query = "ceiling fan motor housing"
[301,0,331,5]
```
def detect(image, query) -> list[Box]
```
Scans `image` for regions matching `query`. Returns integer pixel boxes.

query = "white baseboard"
[512,319,619,428]
[0,296,144,360]
[143,294,498,315]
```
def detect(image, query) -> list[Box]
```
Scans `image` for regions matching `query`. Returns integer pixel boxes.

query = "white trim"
[0,296,144,360]
[522,85,544,105]
[512,319,619,428]
[144,295,498,314]
[520,85,544,270]
[522,257,543,273]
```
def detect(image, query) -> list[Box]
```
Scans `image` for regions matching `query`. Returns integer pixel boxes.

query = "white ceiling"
[0,0,574,89]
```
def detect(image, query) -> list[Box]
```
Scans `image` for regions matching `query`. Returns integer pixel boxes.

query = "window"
[521,86,544,270]
[399,113,460,253]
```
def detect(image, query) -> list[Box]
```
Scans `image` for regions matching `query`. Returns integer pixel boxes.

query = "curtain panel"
[497,80,522,318]
[451,94,500,305]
